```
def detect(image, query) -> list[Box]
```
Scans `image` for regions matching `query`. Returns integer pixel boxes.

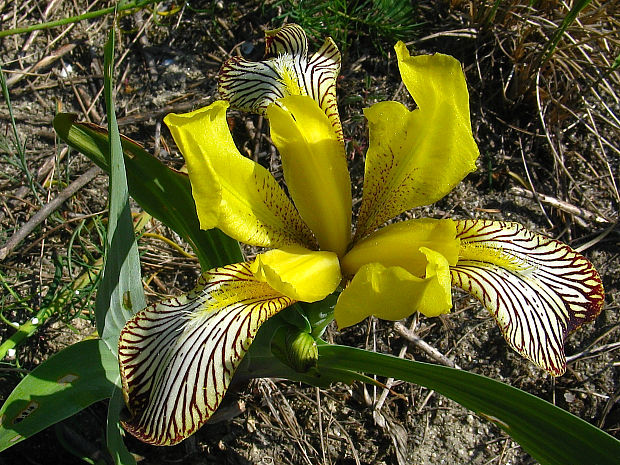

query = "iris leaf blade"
[0,339,119,452]
[318,344,620,465]
[107,385,137,465]
[94,28,146,355]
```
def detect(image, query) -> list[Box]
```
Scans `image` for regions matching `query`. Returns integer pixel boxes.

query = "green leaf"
[107,385,136,465]
[94,29,146,355]
[0,339,118,452]
[52,116,242,270]
[318,345,620,465]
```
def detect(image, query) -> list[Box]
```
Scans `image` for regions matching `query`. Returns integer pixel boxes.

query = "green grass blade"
[94,29,146,355]
[0,257,100,360]
[0,0,159,39]
[52,114,242,270]
[318,344,620,465]
[542,0,592,62]
[0,66,39,203]
[0,339,118,452]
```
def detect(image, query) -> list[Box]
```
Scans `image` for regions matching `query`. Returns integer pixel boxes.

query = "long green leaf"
[318,345,620,465]
[94,29,146,355]
[107,385,136,465]
[0,339,118,452]
[52,116,242,269]
[0,0,159,39]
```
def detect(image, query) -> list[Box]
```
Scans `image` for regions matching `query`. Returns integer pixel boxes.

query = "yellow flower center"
[274,55,305,96]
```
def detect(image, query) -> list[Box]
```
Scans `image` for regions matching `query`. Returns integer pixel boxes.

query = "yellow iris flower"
[118,25,604,446]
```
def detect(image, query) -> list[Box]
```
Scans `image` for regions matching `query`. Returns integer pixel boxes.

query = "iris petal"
[268,95,351,256]
[355,44,479,239]
[251,246,341,302]
[219,24,343,140]
[342,218,459,277]
[335,248,452,329]
[118,263,294,445]
[218,57,287,113]
[450,220,605,376]
[164,101,315,249]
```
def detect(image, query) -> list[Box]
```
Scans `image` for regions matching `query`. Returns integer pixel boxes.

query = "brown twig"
[394,322,461,369]
[509,186,610,224]
[0,165,100,261]
[6,42,77,87]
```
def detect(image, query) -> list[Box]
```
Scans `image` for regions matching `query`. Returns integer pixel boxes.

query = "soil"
[0,1,618,464]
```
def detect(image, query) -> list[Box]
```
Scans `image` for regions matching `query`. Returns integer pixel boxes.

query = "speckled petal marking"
[164,102,316,249]
[355,48,479,240]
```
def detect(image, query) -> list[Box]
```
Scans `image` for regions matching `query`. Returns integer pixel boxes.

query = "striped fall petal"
[218,24,343,141]
[118,263,294,446]
[450,220,605,376]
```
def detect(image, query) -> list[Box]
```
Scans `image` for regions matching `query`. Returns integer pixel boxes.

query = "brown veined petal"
[299,34,343,141]
[450,220,604,376]
[118,263,294,446]
[218,57,287,114]
[265,23,308,57]
[219,24,343,141]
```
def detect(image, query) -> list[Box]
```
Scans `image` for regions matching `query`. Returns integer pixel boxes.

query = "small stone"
[241,41,255,57]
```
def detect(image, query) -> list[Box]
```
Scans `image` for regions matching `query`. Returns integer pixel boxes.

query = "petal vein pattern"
[219,24,343,141]
[450,220,604,376]
[218,58,285,113]
[118,263,294,445]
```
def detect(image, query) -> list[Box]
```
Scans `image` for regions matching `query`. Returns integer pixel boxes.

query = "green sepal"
[270,326,318,374]
[298,292,337,339]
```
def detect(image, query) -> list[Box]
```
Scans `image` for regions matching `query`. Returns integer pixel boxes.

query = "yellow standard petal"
[355,44,479,240]
[335,248,452,329]
[251,246,341,302]
[164,101,315,249]
[268,95,352,256]
[341,218,460,277]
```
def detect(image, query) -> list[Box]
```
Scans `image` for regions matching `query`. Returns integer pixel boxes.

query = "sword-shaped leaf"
[95,28,146,355]
[319,344,620,465]
[0,340,118,452]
